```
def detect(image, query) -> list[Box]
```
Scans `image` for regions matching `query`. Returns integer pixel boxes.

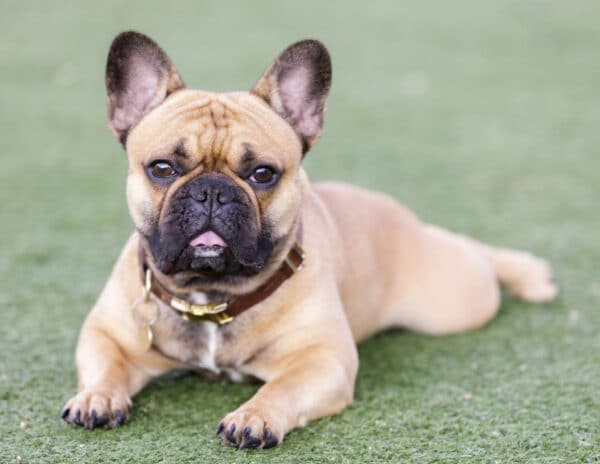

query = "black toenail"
[88,410,97,428]
[95,414,109,427]
[225,423,237,443]
[263,428,278,449]
[245,436,262,448]
[115,410,126,425]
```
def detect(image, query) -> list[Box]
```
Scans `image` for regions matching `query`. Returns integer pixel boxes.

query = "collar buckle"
[170,297,233,325]
[170,298,229,316]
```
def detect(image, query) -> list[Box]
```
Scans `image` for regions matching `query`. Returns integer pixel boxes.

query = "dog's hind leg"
[377,224,558,336]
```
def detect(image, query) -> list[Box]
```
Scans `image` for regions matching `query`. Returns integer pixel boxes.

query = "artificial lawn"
[1,1,599,462]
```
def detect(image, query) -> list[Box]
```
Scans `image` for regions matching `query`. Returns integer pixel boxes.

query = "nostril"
[216,191,231,205]
[188,178,235,205]
[197,190,208,203]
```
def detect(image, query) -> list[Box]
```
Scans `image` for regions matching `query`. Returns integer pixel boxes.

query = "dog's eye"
[149,160,177,179]
[249,166,277,185]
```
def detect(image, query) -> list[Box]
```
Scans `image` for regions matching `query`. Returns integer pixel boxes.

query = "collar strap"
[139,240,305,325]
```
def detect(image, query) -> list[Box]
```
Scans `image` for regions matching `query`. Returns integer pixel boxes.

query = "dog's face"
[104,32,331,291]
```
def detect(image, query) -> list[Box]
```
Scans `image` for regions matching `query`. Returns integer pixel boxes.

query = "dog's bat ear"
[251,40,332,155]
[105,31,184,145]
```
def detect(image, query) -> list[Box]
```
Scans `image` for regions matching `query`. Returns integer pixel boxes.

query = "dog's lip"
[189,230,228,248]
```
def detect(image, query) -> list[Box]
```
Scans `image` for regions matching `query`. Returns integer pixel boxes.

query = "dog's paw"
[61,388,132,429]
[216,405,284,449]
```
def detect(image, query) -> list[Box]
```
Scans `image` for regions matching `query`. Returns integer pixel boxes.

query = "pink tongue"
[190,230,227,247]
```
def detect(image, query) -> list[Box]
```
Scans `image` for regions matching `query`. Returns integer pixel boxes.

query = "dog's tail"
[483,246,558,302]
[448,230,558,302]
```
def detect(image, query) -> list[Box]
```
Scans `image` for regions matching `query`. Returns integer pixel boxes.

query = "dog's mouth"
[189,230,228,258]
[146,172,276,283]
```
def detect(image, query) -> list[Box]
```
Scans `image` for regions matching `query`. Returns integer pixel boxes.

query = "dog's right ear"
[105,31,184,145]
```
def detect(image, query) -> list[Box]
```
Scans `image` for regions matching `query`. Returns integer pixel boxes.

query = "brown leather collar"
[138,229,304,325]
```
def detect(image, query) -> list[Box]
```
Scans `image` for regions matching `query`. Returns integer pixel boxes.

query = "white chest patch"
[151,298,221,374]
[198,320,218,373]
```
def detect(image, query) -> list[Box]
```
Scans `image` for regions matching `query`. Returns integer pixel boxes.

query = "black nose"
[189,174,237,208]
[195,187,231,205]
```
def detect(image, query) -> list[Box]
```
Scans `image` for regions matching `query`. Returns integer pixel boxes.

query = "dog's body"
[62,32,557,448]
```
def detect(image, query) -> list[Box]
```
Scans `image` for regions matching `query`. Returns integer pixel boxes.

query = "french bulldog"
[61,31,558,449]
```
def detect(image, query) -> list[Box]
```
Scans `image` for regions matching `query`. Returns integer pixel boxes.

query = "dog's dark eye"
[149,160,177,179]
[249,166,277,185]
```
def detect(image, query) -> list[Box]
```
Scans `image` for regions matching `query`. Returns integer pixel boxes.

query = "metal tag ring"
[131,294,160,327]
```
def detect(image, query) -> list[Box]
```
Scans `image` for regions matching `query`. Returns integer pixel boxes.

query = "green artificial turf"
[1,1,599,462]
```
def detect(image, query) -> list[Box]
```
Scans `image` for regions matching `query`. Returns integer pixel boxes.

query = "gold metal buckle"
[212,311,234,325]
[145,269,234,325]
[284,241,305,273]
[170,298,233,324]
[170,298,228,317]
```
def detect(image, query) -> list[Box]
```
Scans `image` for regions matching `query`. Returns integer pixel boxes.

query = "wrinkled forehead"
[126,89,301,165]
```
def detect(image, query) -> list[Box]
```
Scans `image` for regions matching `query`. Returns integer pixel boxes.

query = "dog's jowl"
[61,31,558,448]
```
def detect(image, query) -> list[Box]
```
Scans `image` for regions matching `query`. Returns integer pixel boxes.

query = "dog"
[61,31,558,449]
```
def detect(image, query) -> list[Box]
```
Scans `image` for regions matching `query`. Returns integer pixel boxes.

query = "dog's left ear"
[106,31,185,145]
[251,40,332,154]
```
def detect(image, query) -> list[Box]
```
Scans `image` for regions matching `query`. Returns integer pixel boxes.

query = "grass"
[1,0,599,462]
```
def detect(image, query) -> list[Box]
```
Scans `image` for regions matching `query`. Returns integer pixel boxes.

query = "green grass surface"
[1,1,599,462]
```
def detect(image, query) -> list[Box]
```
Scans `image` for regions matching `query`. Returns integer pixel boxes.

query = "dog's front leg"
[61,316,176,429]
[217,344,358,449]
[61,319,135,428]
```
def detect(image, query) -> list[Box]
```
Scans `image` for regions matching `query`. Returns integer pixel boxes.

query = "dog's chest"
[150,298,246,382]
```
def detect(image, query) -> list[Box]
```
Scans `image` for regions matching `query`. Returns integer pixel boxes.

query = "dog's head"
[105,31,331,292]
